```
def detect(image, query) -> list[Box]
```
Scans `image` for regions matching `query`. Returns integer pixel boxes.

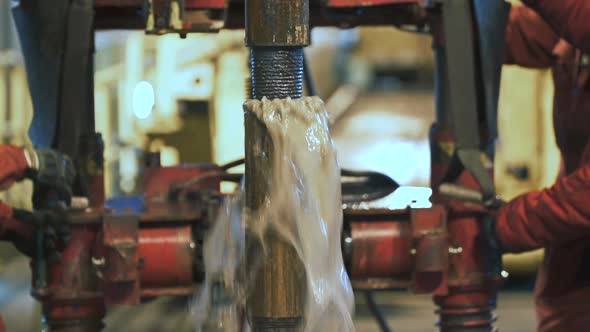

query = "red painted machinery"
[10,0,509,331]
[31,166,498,331]
[30,162,220,331]
[94,0,427,31]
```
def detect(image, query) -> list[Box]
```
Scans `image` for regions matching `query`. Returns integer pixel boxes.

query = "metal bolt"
[92,257,106,267]
[448,246,463,255]
[92,257,106,279]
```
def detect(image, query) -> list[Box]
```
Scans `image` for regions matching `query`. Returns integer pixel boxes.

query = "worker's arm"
[0,145,31,190]
[0,145,74,258]
[0,144,76,202]
[495,161,590,253]
[505,5,561,68]
[0,198,69,258]
[0,145,37,242]
[522,0,590,54]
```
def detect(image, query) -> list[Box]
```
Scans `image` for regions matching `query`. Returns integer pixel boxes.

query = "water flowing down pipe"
[244,0,310,330]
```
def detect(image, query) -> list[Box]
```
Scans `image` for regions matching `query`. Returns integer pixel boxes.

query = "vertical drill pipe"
[245,0,309,47]
[245,1,309,330]
[246,49,305,332]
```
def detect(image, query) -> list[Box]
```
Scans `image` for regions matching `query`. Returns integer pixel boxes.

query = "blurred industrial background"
[0,0,557,330]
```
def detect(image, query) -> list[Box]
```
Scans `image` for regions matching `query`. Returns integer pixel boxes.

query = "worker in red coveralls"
[492,2,590,331]
[0,145,75,332]
[519,0,590,52]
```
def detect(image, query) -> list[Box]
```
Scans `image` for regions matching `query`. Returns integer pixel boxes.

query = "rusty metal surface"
[249,234,305,327]
[103,215,140,306]
[95,0,426,30]
[411,208,448,296]
[411,206,448,296]
[34,224,106,331]
[232,2,427,29]
[65,209,103,225]
[246,0,309,46]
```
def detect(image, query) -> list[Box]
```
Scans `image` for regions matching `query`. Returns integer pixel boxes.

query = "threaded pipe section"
[250,47,303,100]
[251,317,303,331]
[47,319,105,332]
[436,305,496,332]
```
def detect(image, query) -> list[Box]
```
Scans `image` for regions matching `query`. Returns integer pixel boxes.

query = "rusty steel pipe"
[245,0,310,47]
[244,53,306,330]
[245,0,309,330]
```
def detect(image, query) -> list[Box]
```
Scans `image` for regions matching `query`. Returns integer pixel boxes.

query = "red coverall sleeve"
[522,0,590,54]
[0,145,29,234]
[496,162,590,253]
[0,145,29,190]
[505,5,560,68]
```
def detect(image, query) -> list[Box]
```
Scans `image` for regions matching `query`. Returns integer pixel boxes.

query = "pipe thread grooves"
[250,47,304,100]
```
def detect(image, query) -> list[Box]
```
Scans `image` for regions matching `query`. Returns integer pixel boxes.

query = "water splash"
[195,97,354,331]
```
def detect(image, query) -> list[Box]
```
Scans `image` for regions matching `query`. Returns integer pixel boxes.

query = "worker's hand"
[11,208,71,261]
[25,149,76,204]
